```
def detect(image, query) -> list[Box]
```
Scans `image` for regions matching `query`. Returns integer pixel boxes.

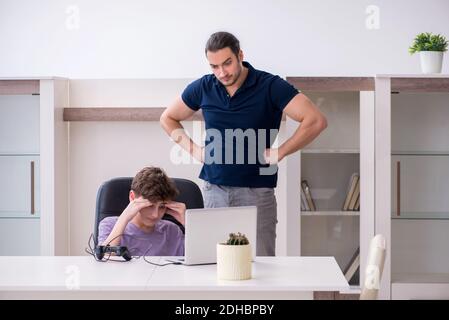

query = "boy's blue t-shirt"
[181,61,299,188]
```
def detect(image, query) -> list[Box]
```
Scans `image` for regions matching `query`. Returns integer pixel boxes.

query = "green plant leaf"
[409,32,448,54]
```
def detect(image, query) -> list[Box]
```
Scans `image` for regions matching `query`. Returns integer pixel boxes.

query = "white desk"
[0,256,349,299]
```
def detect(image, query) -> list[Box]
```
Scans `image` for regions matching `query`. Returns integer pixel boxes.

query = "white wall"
[1,0,449,77]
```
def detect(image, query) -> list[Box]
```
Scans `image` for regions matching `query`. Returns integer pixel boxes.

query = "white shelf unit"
[0,78,69,255]
[285,77,376,290]
[375,75,449,300]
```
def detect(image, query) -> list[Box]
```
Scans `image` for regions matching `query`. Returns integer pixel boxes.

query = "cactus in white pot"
[409,32,448,73]
[217,232,252,280]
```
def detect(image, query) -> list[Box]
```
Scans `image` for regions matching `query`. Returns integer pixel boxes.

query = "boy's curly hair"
[131,167,179,202]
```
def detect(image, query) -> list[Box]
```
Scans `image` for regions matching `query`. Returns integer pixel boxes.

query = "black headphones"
[94,245,132,261]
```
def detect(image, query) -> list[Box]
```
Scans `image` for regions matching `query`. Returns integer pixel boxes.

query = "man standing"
[160,31,327,256]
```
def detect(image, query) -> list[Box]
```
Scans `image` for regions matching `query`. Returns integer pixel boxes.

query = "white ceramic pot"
[217,243,252,280]
[419,51,444,73]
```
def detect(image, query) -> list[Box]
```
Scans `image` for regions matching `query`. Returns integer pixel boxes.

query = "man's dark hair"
[131,166,179,202]
[205,31,240,57]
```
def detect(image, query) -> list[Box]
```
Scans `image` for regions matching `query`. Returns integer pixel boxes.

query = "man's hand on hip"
[264,147,285,165]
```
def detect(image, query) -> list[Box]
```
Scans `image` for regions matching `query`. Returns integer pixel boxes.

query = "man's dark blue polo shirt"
[181,61,300,188]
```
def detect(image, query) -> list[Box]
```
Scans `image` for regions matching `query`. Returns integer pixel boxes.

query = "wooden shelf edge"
[390,77,449,92]
[63,107,287,122]
[63,107,202,121]
[0,80,40,95]
[287,76,449,93]
[286,77,375,92]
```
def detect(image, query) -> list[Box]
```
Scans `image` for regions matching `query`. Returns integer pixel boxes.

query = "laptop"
[167,206,257,265]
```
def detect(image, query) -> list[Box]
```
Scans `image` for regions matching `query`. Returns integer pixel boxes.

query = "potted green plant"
[409,32,448,73]
[217,232,252,280]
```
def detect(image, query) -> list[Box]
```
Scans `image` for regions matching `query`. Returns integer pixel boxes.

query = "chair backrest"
[93,177,204,244]
[360,234,386,300]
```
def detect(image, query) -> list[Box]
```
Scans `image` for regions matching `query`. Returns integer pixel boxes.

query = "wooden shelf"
[63,107,204,121]
[391,78,449,92]
[63,107,288,122]
[377,74,449,92]
[0,80,39,95]
[286,77,374,92]
[287,75,449,93]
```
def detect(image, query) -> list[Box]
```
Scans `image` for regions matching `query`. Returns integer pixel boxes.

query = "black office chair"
[93,177,204,244]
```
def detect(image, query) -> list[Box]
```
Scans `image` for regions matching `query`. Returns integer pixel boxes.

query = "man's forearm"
[160,114,202,159]
[279,118,327,159]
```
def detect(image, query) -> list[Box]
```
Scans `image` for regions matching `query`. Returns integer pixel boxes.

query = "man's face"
[137,198,167,228]
[206,47,243,87]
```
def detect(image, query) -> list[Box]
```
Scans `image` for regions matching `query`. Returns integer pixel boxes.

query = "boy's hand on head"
[165,201,186,226]
[122,197,151,221]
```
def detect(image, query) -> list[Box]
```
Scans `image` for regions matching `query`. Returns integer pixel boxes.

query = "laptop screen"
[183,206,257,265]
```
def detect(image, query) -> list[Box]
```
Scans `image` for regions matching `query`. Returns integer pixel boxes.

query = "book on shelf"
[348,178,360,211]
[342,173,359,211]
[354,193,360,211]
[348,267,359,285]
[300,185,310,211]
[343,247,360,283]
[301,180,316,211]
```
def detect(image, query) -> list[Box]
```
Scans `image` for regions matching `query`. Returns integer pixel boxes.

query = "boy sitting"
[98,166,186,256]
